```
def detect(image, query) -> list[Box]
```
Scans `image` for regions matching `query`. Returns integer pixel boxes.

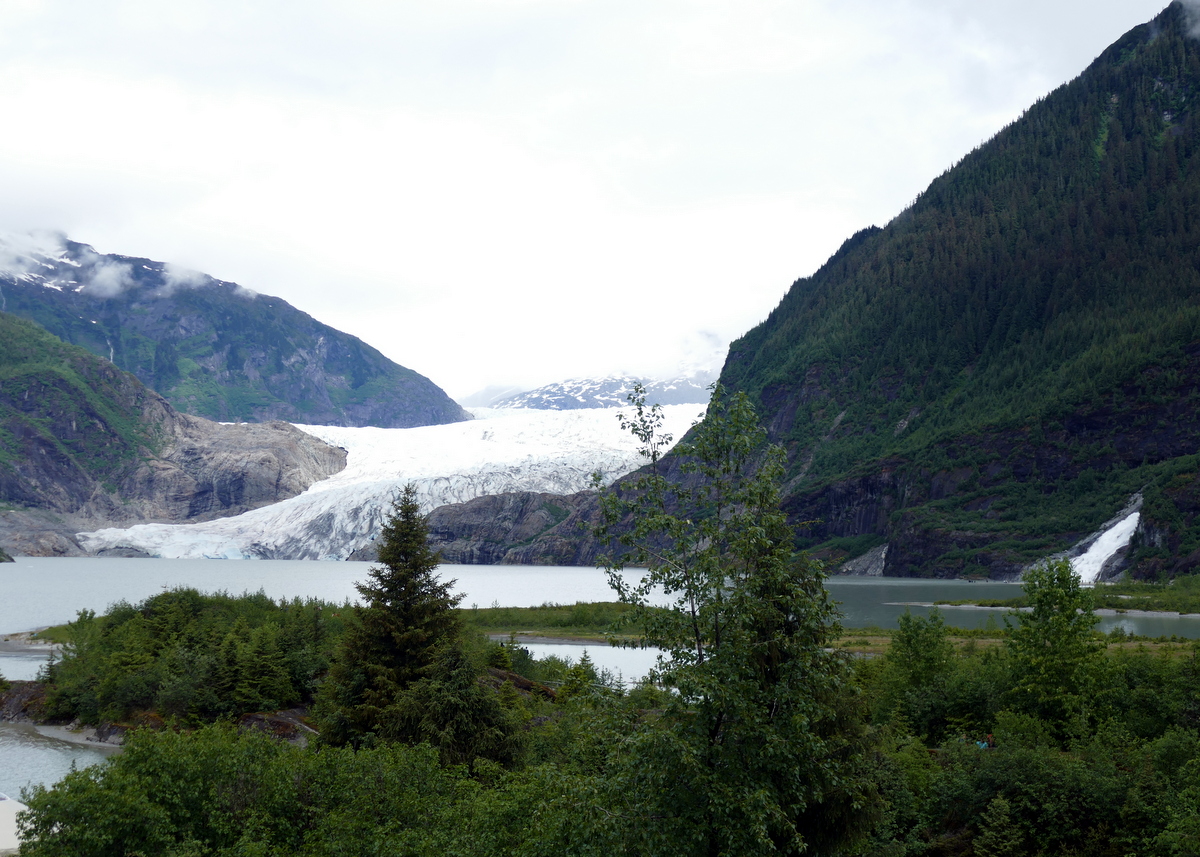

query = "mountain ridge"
[467,372,716,410]
[0,232,468,428]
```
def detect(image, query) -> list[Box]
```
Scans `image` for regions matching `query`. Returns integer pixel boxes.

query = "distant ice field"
[78,405,705,561]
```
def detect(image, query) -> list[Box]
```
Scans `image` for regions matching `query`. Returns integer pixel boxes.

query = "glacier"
[77,405,705,561]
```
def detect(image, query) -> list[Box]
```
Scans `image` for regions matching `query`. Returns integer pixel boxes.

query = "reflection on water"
[0,723,116,799]
[516,640,661,686]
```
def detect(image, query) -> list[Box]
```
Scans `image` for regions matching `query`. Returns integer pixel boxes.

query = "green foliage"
[1004,558,1103,732]
[44,589,345,725]
[0,311,157,480]
[2,260,465,426]
[16,726,474,857]
[383,645,522,768]
[315,484,461,745]
[874,610,960,742]
[315,484,517,766]
[17,412,1200,856]
[594,384,875,855]
[460,600,643,641]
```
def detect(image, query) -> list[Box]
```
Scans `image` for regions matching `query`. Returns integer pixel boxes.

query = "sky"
[0,0,1179,400]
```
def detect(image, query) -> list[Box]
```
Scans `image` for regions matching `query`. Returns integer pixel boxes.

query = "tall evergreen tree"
[316,484,461,747]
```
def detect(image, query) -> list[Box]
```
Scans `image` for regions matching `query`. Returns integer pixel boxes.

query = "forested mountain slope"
[0,233,468,427]
[0,312,346,556]
[718,1,1200,577]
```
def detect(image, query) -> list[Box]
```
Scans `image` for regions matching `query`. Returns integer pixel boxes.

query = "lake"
[3,556,1200,799]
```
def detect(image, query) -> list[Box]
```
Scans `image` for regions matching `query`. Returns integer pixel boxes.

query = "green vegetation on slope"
[721,3,1200,578]
[0,312,159,499]
[1,245,467,427]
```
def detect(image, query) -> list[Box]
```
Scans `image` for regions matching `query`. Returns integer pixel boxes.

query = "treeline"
[17,566,1200,855]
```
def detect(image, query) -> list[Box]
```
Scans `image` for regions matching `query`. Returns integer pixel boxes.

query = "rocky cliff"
[0,232,468,427]
[424,492,601,565]
[0,312,346,556]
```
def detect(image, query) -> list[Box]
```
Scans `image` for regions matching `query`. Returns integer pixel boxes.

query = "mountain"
[712,2,1200,578]
[424,3,1200,579]
[0,233,468,427]
[489,373,715,409]
[0,312,347,556]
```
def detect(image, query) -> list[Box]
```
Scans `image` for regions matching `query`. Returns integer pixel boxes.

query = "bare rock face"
[1,415,347,556]
[112,415,348,523]
[425,491,601,565]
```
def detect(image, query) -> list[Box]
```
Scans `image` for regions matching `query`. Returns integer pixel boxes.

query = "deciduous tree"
[595,385,874,856]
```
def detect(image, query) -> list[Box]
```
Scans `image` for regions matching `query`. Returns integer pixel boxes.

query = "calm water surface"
[0,723,118,801]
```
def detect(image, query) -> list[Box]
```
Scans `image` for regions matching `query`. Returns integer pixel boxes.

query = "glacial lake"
[3,557,1200,800]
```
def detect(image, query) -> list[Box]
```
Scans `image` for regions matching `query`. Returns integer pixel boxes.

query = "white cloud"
[159,263,209,296]
[0,230,67,278]
[0,0,1176,396]
[83,259,135,298]
[1180,0,1200,39]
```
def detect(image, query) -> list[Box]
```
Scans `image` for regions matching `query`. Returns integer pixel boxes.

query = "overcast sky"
[0,0,1176,399]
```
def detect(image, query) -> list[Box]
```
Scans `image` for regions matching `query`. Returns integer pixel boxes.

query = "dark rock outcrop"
[426,491,602,565]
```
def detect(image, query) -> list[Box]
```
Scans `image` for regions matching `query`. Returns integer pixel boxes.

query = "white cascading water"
[1070,509,1141,584]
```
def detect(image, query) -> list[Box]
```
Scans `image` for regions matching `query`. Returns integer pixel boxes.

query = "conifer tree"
[315,484,461,746]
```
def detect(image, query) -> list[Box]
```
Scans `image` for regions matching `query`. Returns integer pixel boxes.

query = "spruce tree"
[316,484,461,746]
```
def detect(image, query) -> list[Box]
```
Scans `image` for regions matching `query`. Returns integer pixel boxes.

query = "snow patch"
[78,405,704,561]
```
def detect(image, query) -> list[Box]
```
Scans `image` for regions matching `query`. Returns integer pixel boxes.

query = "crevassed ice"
[78,405,704,561]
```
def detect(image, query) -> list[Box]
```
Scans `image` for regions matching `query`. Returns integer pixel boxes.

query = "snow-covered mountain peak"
[490,372,716,410]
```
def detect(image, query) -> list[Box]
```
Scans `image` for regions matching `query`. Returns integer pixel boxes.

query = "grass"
[459,601,648,643]
[23,604,1198,672]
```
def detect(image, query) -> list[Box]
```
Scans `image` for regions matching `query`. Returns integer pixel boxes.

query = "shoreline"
[893,601,1200,619]
[32,722,124,750]
[0,630,59,656]
[490,633,615,646]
